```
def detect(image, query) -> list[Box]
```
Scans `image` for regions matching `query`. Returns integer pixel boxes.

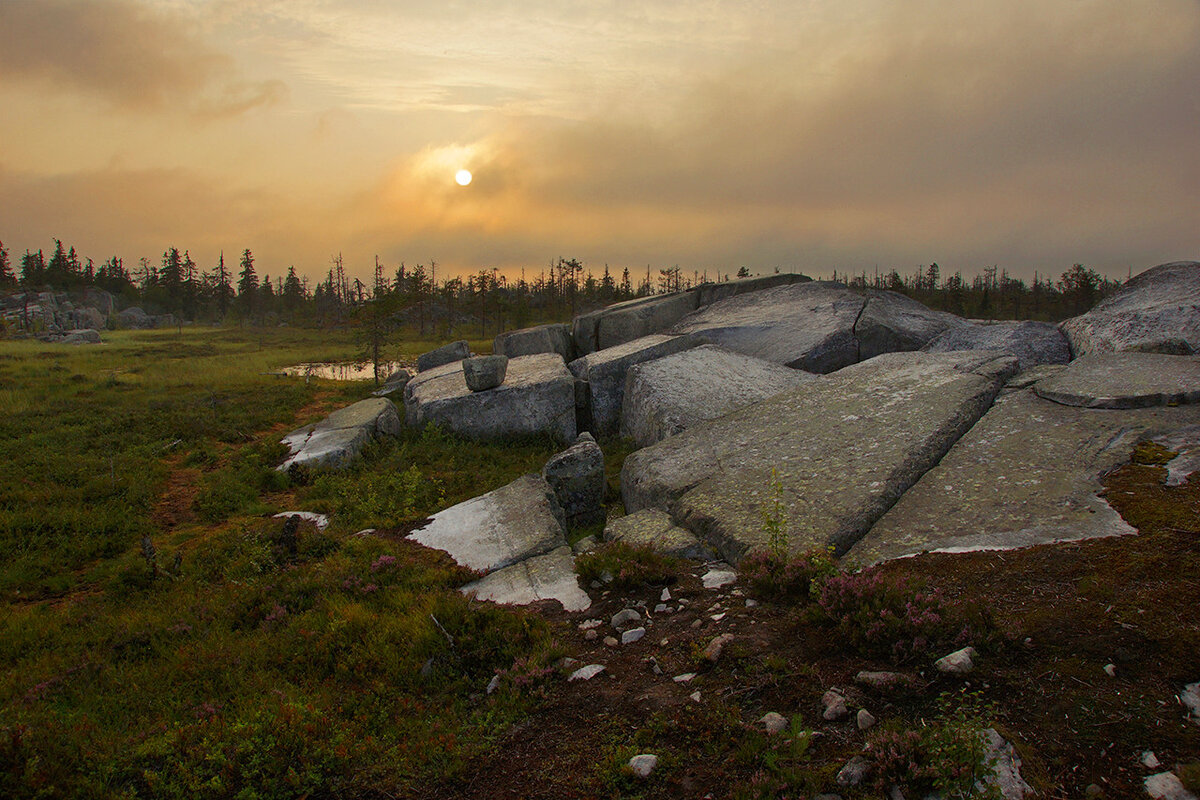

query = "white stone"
[272,511,329,530]
[628,753,658,778]
[621,627,646,645]
[689,690,701,703]
[660,587,671,602]
[1142,751,1162,769]
[759,712,788,735]
[460,546,591,612]
[935,646,977,675]
[568,664,606,682]
[702,568,737,589]
[1145,772,1199,800]
[673,673,697,683]
[611,609,642,630]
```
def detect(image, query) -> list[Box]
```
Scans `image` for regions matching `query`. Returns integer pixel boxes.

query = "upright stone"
[568,334,703,437]
[417,340,470,372]
[1061,261,1200,357]
[408,473,567,573]
[621,351,1018,560]
[494,323,574,360]
[462,354,508,392]
[542,433,606,529]
[922,320,1071,370]
[620,344,818,447]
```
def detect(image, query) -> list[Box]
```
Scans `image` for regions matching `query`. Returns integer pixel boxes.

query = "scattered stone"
[60,328,102,345]
[710,612,726,622]
[486,674,501,695]
[460,546,591,612]
[922,319,1070,370]
[409,473,566,573]
[645,656,662,675]
[745,598,758,608]
[568,664,606,682]
[691,619,703,629]
[1104,663,1118,677]
[835,755,871,787]
[405,353,577,442]
[462,354,508,392]
[855,670,912,690]
[759,712,788,735]
[624,351,1017,561]
[1145,772,1199,800]
[702,633,735,662]
[935,646,977,675]
[979,728,1034,799]
[660,587,671,602]
[627,753,659,779]
[1180,681,1200,721]
[621,627,646,645]
[603,636,618,647]
[1143,751,1162,769]
[857,709,877,730]
[1060,261,1200,357]
[702,567,737,589]
[1034,353,1200,409]
[1085,784,1105,799]
[494,322,573,360]
[584,629,598,641]
[272,511,330,530]
[604,509,716,560]
[279,397,402,471]
[673,673,697,683]
[654,603,668,613]
[822,690,849,721]
[543,433,606,529]
[611,609,642,630]
[620,344,818,447]
[417,339,470,372]
[689,690,701,703]
[578,619,602,630]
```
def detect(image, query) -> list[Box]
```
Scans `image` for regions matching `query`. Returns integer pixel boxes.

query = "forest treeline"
[0,236,1122,338]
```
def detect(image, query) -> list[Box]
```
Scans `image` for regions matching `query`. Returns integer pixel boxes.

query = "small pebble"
[689,690,701,703]
[673,673,697,683]
[654,603,668,613]
[611,609,642,630]
[702,633,735,662]
[578,619,602,630]
[660,587,671,602]
[486,674,501,695]
[584,629,598,641]
[621,627,646,645]
[1103,663,1117,677]
[857,709,877,730]
[745,598,759,608]
[1141,750,1161,769]
[691,619,703,629]
[628,753,658,778]
[711,612,727,622]
[603,636,618,647]
[568,664,606,682]
[934,646,977,675]
[759,712,788,735]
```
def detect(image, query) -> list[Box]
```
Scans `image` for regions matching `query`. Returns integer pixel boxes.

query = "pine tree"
[0,241,14,286]
[236,249,257,319]
[213,252,234,317]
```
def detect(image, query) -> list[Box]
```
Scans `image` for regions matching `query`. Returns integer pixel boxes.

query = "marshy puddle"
[280,361,406,381]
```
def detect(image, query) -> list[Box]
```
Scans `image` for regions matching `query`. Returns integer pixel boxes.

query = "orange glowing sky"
[1,0,1198,285]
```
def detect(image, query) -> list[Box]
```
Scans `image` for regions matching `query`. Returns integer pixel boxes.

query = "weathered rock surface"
[604,509,715,560]
[494,323,573,360]
[462,354,508,392]
[460,545,590,612]
[371,367,412,397]
[922,319,1071,370]
[416,339,470,372]
[1033,353,1200,409]
[846,385,1200,567]
[623,351,1017,560]
[620,344,818,447]
[572,292,701,355]
[117,306,154,329]
[979,728,1034,799]
[569,334,702,436]
[543,433,606,529]
[1145,772,1199,800]
[695,273,810,307]
[408,473,566,573]
[405,353,576,442]
[1061,261,1200,357]
[1155,428,1200,487]
[669,282,961,373]
[53,329,102,344]
[279,397,402,470]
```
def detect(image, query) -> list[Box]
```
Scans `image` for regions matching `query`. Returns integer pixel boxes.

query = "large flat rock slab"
[572,291,701,355]
[568,334,702,436]
[404,353,576,442]
[1033,353,1200,409]
[460,546,591,612]
[493,323,573,360]
[922,320,1070,370]
[279,397,401,470]
[622,351,1018,560]
[669,282,961,373]
[620,344,818,447]
[1061,261,1200,357]
[845,388,1200,567]
[407,473,566,573]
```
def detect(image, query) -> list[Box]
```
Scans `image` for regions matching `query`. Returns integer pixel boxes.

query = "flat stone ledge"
[1034,353,1200,409]
[461,546,591,612]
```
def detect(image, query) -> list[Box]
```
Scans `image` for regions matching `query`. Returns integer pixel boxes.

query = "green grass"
[0,326,564,799]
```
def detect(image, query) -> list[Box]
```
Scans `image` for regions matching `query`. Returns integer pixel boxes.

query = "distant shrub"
[575,541,681,590]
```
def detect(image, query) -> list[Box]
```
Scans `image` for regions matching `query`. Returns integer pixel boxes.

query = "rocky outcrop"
[404,353,576,442]
[494,323,573,360]
[1060,261,1200,357]
[117,307,154,329]
[622,351,1018,561]
[568,334,703,436]
[542,433,606,529]
[278,397,402,471]
[1033,353,1200,409]
[603,509,715,560]
[695,273,811,307]
[408,473,567,573]
[416,340,471,372]
[572,292,701,356]
[371,368,413,397]
[669,282,961,373]
[620,344,817,447]
[922,319,1070,370]
[460,546,590,612]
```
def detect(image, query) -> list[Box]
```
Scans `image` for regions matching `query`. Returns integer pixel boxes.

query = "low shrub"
[739,547,836,602]
[575,541,681,590]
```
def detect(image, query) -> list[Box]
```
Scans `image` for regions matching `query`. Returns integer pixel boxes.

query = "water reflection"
[281,361,406,381]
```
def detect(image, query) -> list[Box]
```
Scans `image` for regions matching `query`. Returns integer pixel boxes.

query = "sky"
[1,0,1198,286]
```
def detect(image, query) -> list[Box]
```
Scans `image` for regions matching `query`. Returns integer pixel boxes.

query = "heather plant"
[575,541,681,590]
[811,569,992,663]
[739,547,837,602]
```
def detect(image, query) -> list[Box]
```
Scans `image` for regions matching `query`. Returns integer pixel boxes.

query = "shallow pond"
[280,361,406,381]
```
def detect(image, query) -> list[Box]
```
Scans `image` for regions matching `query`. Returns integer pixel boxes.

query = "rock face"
[494,323,573,360]
[620,344,817,447]
[408,473,566,573]
[460,545,590,612]
[279,398,402,471]
[622,351,1018,560]
[1033,353,1200,409]
[669,282,961,373]
[845,380,1200,567]
[695,273,810,307]
[572,292,701,355]
[568,334,702,436]
[1061,261,1200,357]
[117,307,154,329]
[405,353,576,442]
[416,340,470,372]
[922,319,1070,370]
[604,509,715,560]
[371,368,412,397]
[462,354,508,392]
[542,433,606,529]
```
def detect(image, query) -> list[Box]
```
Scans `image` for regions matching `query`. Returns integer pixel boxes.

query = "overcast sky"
[1,0,1197,285]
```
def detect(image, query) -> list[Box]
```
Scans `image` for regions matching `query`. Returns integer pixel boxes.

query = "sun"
[455,169,472,186]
